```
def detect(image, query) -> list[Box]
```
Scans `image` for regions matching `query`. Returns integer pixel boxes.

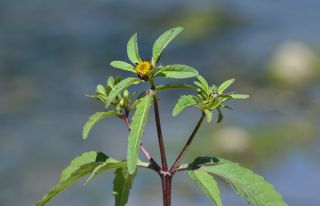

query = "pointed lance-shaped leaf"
[113,167,137,206]
[127,94,152,174]
[196,157,288,206]
[156,83,197,92]
[127,33,141,64]
[154,64,199,79]
[195,75,210,95]
[188,170,223,206]
[36,152,116,206]
[218,78,235,94]
[105,77,142,109]
[85,160,126,185]
[110,61,136,73]
[172,95,197,116]
[230,93,250,99]
[82,111,117,140]
[152,27,184,66]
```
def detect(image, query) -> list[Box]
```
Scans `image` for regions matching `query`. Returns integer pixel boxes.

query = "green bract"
[37,26,287,206]
[172,75,249,123]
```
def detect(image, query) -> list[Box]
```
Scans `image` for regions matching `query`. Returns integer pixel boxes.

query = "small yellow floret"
[135,60,152,76]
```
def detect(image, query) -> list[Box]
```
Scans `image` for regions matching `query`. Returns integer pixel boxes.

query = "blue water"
[0,0,319,205]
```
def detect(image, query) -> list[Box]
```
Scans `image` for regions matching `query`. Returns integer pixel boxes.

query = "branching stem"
[123,116,161,173]
[170,112,205,174]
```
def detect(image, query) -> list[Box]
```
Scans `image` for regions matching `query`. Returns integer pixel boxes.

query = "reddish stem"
[153,94,168,171]
[170,112,205,174]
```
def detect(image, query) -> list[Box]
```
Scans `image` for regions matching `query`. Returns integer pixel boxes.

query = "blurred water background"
[1,0,320,205]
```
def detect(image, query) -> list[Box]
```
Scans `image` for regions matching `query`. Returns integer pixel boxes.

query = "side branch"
[170,112,205,173]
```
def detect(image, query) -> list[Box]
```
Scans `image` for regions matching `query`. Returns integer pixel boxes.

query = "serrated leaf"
[127,33,141,64]
[127,94,152,174]
[188,170,223,206]
[196,157,288,206]
[113,167,137,206]
[230,94,250,99]
[152,27,184,65]
[204,109,212,123]
[110,61,136,73]
[59,151,108,182]
[154,64,198,79]
[105,77,142,109]
[82,111,117,140]
[85,160,125,185]
[218,79,235,94]
[156,83,197,91]
[36,152,112,206]
[172,95,197,116]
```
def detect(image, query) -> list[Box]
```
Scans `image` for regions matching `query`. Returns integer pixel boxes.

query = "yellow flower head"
[135,60,152,77]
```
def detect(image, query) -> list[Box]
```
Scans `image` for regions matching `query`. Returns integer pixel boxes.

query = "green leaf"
[197,157,288,206]
[172,95,197,116]
[127,33,141,64]
[36,152,111,206]
[217,108,223,123]
[59,151,107,182]
[218,78,235,94]
[82,111,117,140]
[105,77,142,109]
[113,167,137,206]
[188,170,223,206]
[110,61,136,73]
[156,83,197,91]
[195,75,210,95]
[127,94,152,174]
[230,94,250,99]
[85,160,125,185]
[154,64,199,79]
[152,27,184,65]
[204,109,212,123]
[96,84,106,95]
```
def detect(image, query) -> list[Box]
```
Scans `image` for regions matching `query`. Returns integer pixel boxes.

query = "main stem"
[150,79,170,206]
